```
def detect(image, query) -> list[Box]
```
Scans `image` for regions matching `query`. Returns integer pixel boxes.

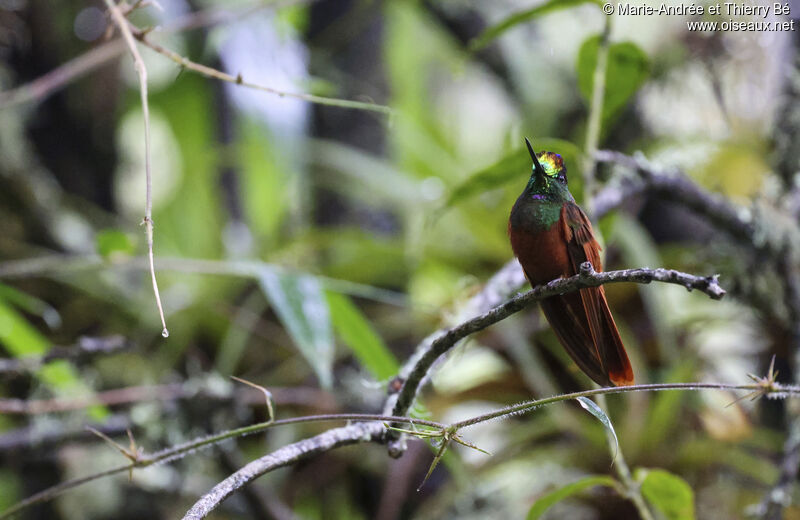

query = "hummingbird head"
[524,138,571,201]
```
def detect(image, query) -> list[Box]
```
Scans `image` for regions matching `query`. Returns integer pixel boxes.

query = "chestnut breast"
[508,215,571,286]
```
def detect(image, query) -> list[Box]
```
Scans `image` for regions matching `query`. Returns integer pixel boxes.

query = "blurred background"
[1,0,800,518]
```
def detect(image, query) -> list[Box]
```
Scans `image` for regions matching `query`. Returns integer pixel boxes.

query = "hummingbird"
[508,139,633,387]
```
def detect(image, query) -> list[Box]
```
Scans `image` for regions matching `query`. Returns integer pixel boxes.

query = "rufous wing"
[555,202,633,386]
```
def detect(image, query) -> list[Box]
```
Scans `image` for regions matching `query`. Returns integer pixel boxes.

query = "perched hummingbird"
[508,139,633,387]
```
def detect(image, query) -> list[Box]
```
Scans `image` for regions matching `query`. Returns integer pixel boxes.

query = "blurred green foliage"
[577,36,650,128]
[0,0,793,518]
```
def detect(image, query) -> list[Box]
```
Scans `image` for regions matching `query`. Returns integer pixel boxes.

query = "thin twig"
[0,0,303,109]
[447,382,792,430]
[0,413,441,519]
[2,0,390,116]
[131,28,392,115]
[4,376,793,518]
[181,378,799,519]
[0,40,127,108]
[611,439,655,520]
[102,0,168,337]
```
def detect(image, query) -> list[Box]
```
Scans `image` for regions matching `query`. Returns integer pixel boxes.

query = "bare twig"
[0,413,440,519]
[0,0,301,109]
[131,29,392,116]
[1,0,390,116]
[5,374,794,519]
[102,0,168,337]
[180,378,800,519]
[0,40,127,108]
[217,447,300,520]
[449,382,788,430]
[384,262,726,455]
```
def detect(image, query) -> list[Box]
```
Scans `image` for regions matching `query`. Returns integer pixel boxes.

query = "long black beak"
[525,137,546,178]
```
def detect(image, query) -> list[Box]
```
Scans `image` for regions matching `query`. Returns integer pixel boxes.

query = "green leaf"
[216,291,268,376]
[0,468,21,512]
[0,299,107,419]
[576,396,618,462]
[527,475,620,520]
[95,229,136,259]
[577,36,650,123]
[0,297,50,357]
[38,360,80,389]
[258,269,334,388]
[638,469,695,520]
[470,0,602,52]
[326,292,398,380]
[0,283,60,329]
[442,138,582,210]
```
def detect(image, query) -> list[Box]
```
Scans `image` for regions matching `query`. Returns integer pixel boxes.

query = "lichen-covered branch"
[181,423,385,520]
[594,149,766,251]
[183,376,800,520]
[380,178,650,421]
[385,262,725,455]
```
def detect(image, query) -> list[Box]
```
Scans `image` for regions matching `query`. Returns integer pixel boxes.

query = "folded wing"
[538,203,633,386]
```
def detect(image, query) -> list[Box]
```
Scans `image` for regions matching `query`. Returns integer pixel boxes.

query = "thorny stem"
[102,0,168,337]
[181,379,800,519]
[0,413,443,519]
[447,382,794,430]
[3,374,794,518]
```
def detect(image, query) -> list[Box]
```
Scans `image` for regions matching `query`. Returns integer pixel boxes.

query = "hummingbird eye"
[557,173,567,184]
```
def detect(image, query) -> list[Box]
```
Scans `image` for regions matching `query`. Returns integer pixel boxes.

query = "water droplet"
[162,328,170,338]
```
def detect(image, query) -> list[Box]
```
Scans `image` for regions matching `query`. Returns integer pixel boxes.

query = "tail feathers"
[540,289,633,387]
